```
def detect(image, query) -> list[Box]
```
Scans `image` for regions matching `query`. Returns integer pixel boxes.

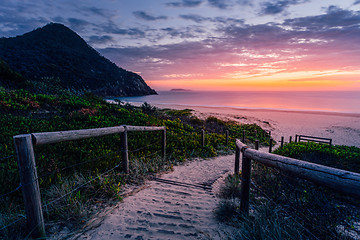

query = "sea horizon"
[112,90,360,115]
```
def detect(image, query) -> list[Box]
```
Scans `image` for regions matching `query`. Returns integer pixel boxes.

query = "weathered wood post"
[201,129,205,148]
[235,143,240,175]
[330,139,332,146]
[281,136,284,148]
[225,130,229,146]
[269,138,273,153]
[120,126,129,173]
[295,135,298,143]
[242,130,245,143]
[255,140,259,150]
[240,147,251,215]
[289,136,292,143]
[162,128,166,160]
[14,134,46,239]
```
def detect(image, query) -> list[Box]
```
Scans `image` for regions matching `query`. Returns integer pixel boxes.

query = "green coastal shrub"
[274,142,360,173]
[0,89,271,238]
[164,108,193,117]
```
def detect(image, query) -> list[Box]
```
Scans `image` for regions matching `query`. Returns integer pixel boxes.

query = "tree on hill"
[0,57,26,89]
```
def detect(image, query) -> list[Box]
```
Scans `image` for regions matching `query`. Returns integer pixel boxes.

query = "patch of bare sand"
[70,155,238,240]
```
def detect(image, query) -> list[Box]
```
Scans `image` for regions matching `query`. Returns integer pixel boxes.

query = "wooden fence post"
[289,136,292,143]
[225,130,229,145]
[201,129,205,148]
[235,144,240,175]
[120,126,129,173]
[162,129,166,160]
[295,135,298,143]
[255,140,259,150]
[240,149,251,215]
[14,134,46,239]
[281,136,284,148]
[269,138,273,153]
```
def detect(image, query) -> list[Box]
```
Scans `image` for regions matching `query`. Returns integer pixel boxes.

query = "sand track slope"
[75,155,236,240]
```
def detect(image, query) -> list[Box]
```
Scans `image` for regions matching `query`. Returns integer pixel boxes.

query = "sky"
[1,0,360,91]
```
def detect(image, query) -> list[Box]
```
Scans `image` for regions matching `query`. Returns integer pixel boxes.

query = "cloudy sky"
[1,0,360,91]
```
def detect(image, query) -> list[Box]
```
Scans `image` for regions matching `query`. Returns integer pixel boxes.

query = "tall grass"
[216,142,360,240]
[215,174,306,240]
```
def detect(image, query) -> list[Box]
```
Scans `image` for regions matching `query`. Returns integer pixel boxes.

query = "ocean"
[113,91,360,114]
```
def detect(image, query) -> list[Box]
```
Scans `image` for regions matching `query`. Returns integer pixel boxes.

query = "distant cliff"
[0,23,156,97]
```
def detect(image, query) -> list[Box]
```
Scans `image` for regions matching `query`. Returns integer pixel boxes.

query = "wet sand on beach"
[118,101,360,147]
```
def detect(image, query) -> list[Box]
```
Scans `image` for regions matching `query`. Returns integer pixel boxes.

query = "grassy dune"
[0,88,270,239]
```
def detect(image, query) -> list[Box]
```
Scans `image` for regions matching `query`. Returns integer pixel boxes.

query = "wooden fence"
[278,134,333,148]
[13,125,334,237]
[295,134,332,145]
[13,125,166,239]
[235,139,360,215]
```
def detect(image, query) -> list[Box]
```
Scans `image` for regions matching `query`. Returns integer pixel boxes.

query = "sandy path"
[75,155,236,240]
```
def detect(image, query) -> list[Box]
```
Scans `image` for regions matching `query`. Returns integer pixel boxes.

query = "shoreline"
[109,90,360,117]
[152,102,360,118]
[107,99,360,118]
[107,100,360,148]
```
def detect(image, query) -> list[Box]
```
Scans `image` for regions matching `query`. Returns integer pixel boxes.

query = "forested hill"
[0,23,156,97]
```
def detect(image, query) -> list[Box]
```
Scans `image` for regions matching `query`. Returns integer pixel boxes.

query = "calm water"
[113,91,360,114]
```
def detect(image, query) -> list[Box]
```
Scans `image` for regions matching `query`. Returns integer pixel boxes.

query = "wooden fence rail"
[14,125,166,239]
[296,134,332,145]
[278,135,333,149]
[235,139,360,215]
[32,126,125,145]
[13,125,237,238]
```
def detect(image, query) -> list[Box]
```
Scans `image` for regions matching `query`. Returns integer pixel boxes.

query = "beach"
[77,101,360,239]
[114,101,360,148]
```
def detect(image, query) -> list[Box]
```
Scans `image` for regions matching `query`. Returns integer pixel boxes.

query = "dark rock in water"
[0,23,157,97]
[170,88,192,92]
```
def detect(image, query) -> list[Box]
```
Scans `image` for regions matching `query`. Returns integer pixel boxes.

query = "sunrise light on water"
[116,90,360,114]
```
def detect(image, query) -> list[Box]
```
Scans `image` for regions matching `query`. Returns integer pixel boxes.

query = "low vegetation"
[217,142,360,240]
[274,141,360,173]
[0,88,270,239]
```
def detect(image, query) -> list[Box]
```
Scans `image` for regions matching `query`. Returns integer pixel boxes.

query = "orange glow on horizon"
[143,50,360,92]
[147,73,360,91]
